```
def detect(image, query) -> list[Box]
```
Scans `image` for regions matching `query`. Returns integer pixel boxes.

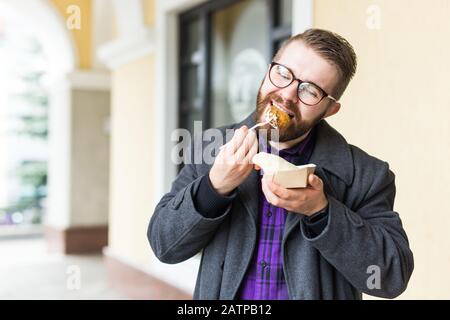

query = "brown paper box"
[264,164,316,188]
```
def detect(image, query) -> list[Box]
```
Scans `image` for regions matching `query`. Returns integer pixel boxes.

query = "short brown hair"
[274,28,357,100]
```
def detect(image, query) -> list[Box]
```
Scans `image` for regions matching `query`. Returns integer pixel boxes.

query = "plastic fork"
[219,120,276,151]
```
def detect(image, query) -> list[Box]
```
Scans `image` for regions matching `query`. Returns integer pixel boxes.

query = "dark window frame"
[268,0,293,55]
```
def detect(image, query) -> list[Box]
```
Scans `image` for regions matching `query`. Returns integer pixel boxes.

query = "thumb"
[308,174,322,190]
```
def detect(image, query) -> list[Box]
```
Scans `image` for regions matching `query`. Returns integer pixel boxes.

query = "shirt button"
[266,210,272,218]
[260,261,268,269]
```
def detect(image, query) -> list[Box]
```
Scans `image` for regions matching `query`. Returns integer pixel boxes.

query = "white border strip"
[97,28,154,70]
[292,0,314,34]
[96,0,155,70]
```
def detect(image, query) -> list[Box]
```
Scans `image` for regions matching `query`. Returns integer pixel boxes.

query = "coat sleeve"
[147,142,231,264]
[300,161,414,299]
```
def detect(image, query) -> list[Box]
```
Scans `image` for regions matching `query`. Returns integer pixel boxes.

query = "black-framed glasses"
[268,62,338,106]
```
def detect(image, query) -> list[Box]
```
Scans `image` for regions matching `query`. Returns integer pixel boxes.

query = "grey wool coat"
[148,112,414,300]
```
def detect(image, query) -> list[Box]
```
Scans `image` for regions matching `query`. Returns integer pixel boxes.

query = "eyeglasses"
[268,62,338,106]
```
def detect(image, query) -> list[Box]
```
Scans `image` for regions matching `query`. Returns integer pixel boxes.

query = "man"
[148,29,414,300]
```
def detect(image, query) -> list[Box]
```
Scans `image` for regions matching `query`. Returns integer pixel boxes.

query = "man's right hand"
[209,126,258,196]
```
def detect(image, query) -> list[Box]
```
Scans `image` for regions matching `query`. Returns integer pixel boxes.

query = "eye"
[300,83,320,97]
[275,66,291,80]
[306,88,319,97]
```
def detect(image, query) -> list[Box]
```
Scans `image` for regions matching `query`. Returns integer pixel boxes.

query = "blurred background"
[0,0,448,300]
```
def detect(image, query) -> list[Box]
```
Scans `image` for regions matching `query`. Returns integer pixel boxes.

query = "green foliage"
[1,160,47,225]
[0,37,49,226]
[12,71,49,140]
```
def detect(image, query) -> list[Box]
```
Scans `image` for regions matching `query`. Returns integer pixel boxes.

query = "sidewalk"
[0,236,127,300]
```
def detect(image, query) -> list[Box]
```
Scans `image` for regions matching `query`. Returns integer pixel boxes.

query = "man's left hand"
[261,174,328,216]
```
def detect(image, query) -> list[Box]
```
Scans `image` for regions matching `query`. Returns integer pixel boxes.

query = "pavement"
[0,236,128,300]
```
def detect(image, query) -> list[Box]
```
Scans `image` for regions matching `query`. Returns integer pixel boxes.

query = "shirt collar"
[258,130,314,156]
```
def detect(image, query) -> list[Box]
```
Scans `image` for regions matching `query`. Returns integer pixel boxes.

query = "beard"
[255,89,327,143]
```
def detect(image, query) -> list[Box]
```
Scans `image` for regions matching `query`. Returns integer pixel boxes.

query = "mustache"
[258,93,297,116]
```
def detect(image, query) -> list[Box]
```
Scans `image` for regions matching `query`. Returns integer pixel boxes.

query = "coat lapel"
[236,112,259,222]
[238,170,259,222]
[219,113,260,299]
[308,120,354,186]
[283,119,354,240]
[219,169,259,299]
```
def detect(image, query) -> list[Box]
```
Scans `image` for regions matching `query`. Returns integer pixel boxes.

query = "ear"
[323,102,341,119]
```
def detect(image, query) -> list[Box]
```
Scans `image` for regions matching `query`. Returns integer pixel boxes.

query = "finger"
[266,179,291,200]
[247,139,259,163]
[262,178,289,208]
[223,127,247,163]
[226,126,248,155]
[308,174,323,190]
[261,177,281,206]
[231,126,248,152]
[243,132,258,163]
[235,130,256,163]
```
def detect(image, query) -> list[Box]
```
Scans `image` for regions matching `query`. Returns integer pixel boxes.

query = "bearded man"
[148,28,414,300]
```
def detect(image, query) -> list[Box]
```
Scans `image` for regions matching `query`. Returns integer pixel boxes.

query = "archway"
[0,0,77,233]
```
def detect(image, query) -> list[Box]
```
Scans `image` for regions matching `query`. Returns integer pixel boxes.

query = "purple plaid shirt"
[238,131,315,300]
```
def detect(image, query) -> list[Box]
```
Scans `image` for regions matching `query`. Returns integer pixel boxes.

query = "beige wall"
[314,0,450,299]
[50,0,93,69]
[70,89,110,226]
[142,0,155,26]
[108,54,156,264]
[106,0,450,298]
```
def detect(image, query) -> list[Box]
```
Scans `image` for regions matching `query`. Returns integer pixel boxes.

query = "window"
[0,23,49,228]
[269,0,293,53]
[179,0,293,133]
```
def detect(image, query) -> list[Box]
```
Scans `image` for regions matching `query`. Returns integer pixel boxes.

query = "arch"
[0,0,78,229]
[0,0,77,78]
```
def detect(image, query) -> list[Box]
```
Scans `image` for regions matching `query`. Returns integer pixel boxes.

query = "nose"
[278,80,299,103]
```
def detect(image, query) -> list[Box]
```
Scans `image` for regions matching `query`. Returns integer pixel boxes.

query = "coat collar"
[310,119,354,186]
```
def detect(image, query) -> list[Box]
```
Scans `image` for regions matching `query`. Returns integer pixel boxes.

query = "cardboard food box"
[252,152,316,188]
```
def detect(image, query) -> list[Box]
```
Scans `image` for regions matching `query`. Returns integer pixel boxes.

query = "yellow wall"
[108,0,156,267]
[106,0,450,298]
[314,0,450,299]
[71,90,110,226]
[50,0,92,69]
[142,0,155,26]
[108,54,156,264]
